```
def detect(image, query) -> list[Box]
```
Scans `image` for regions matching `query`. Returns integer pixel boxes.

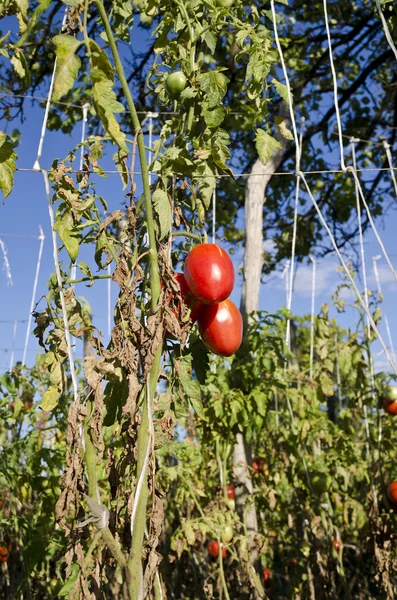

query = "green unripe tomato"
[222,525,234,543]
[216,0,234,6]
[311,472,331,495]
[165,72,187,97]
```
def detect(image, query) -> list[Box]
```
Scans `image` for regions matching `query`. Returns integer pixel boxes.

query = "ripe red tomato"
[383,398,397,416]
[0,546,8,563]
[226,485,235,500]
[333,538,340,552]
[184,244,235,304]
[387,481,397,503]
[165,71,187,96]
[198,300,242,357]
[263,568,271,583]
[173,272,203,323]
[208,540,226,559]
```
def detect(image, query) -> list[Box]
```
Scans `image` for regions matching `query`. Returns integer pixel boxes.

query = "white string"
[322,0,345,169]
[372,255,396,369]
[42,169,80,402]
[0,239,13,285]
[11,164,397,178]
[309,255,316,380]
[212,187,216,244]
[285,120,304,349]
[147,112,158,185]
[351,140,374,460]
[374,0,397,61]
[33,10,68,170]
[383,141,397,197]
[9,320,17,371]
[351,140,371,338]
[281,260,290,308]
[22,226,45,366]
[130,382,153,538]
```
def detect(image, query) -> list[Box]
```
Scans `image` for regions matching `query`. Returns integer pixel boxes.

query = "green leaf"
[197,71,229,108]
[152,188,171,240]
[89,40,128,153]
[201,103,226,128]
[41,386,61,411]
[272,78,292,107]
[113,148,128,190]
[254,129,282,165]
[202,29,217,54]
[320,372,334,397]
[52,35,82,102]
[54,211,80,262]
[275,116,293,140]
[0,132,17,200]
[58,564,80,597]
[10,49,31,89]
[196,162,216,210]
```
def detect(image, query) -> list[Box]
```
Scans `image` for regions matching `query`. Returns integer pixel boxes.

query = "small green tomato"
[165,71,187,97]
[222,525,234,543]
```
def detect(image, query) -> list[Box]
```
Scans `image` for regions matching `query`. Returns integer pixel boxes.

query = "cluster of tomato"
[170,244,243,357]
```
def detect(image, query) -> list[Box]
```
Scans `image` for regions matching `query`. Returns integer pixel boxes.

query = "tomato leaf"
[10,48,31,89]
[272,77,292,107]
[275,115,293,140]
[0,132,17,201]
[197,71,229,108]
[152,188,172,240]
[52,35,82,101]
[41,386,61,411]
[255,129,282,165]
[113,148,129,190]
[58,564,80,597]
[89,40,128,153]
[201,103,226,128]
[54,211,80,262]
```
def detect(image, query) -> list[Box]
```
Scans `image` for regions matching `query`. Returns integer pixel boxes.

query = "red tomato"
[383,398,397,415]
[0,546,8,563]
[387,481,397,503]
[198,300,242,357]
[184,244,235,304]
[226,485,235,500]
[333,538,340,552]
[208,540,226,559]
[263,568,271,583]
[174,272,203,323]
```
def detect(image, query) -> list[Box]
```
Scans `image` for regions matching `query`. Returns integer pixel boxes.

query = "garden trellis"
[1,0,397,597]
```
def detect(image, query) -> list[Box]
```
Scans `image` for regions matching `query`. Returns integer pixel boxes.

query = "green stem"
[127,347,161,598]
[94,0,160,310]
[83,427,127,569]
[67,274,112,285]
[172,231,203,242]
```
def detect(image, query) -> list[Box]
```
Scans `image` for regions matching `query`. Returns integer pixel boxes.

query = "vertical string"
[33,10,68,171]
[374,0,397,61]
[43,170,79,403]
[0,238,13,286]
[9,320,17,371]
[383,141,397,198]
[372,255,396,369]
[22,226,45,366]
[309,255,316,380]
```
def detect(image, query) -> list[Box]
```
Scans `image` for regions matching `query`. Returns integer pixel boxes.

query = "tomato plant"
[184,244,235,304]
